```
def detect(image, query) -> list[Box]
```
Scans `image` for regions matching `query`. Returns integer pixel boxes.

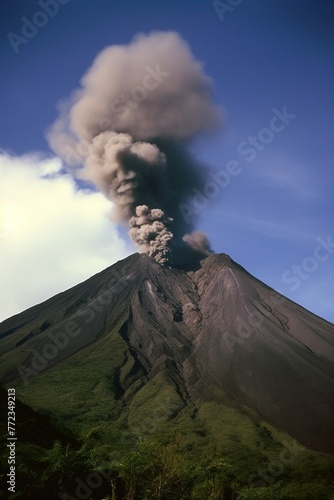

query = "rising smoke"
[48,31,222,264]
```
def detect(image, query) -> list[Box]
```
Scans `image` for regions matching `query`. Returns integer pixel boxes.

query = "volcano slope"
[1,253,334,496]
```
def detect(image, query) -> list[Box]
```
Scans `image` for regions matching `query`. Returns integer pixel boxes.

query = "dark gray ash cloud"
[48,31,222,264]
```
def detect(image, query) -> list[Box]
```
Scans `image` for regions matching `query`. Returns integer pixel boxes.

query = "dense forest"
[1,387,334,500]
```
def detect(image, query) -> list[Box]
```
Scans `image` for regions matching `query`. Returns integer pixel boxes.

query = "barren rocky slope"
[1,253,334,453]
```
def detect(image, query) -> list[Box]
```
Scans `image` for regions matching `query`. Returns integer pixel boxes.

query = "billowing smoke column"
[48,32,222,264]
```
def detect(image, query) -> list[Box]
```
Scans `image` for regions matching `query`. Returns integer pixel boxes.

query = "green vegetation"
[1,374,334,499]
[1,425,334,499]
[1,327,334,498]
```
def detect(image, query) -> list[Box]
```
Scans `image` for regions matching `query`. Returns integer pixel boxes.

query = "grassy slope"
[2,325,333,499]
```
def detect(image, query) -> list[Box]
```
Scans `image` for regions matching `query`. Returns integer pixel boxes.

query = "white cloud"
[0,153,130,322]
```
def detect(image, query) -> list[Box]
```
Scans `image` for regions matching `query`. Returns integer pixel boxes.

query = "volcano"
[1,252,334,458]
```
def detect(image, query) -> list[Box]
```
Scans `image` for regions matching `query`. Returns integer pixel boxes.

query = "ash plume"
[182,231,213,256]
[48,31,222,264]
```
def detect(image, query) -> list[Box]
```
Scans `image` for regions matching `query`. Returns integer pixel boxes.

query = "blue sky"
[1,0,333,322]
